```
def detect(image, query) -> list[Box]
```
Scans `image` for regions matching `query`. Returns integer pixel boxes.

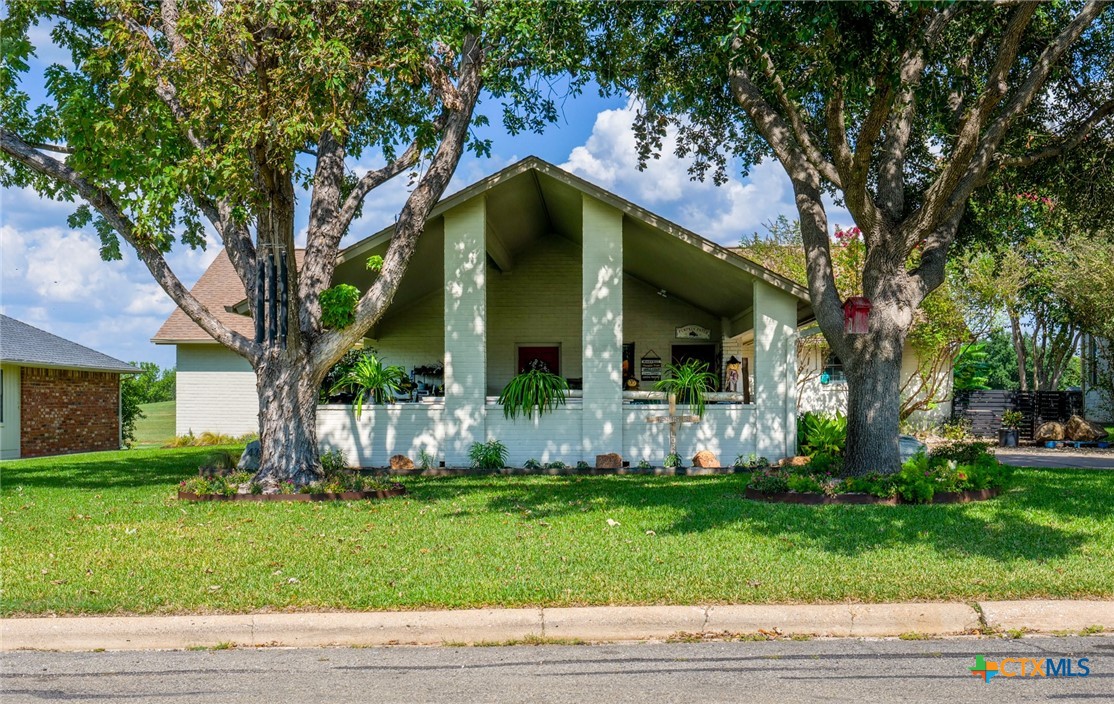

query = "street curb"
[979,600,1114,633]
[1,601,1108,651]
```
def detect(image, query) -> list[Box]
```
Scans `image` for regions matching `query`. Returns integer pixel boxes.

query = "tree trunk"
[252,349,324,487]
[1009,312,1029,391]
[842,324,906,476]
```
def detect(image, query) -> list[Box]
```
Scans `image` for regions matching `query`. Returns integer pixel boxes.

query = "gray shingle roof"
[0,315,139,374]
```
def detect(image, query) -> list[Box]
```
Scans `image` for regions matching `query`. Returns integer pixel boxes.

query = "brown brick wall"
[20,367,120,458]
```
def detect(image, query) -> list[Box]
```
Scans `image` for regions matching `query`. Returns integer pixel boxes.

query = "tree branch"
[312,35,485,371]
[747,38,842,188]
[0,129,259,361]
[996,97,1114,169]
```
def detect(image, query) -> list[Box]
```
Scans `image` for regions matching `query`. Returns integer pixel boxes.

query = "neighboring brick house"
[155,157,815,467]
[0,315,138,459]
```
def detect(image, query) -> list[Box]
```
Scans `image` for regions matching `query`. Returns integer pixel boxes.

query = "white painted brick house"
[155,158,824,466]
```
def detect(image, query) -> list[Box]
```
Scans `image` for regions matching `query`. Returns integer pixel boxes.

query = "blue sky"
[0,26,851,368]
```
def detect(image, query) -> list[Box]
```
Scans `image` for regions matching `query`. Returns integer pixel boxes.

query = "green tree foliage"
[584,1,1112,473]
[125,361,176,403]
[1,0,589,484]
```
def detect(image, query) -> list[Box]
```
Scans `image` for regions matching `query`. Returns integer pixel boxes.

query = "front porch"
[317,159,809,467]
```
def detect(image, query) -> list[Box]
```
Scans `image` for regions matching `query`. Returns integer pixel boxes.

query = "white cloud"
[561,103,853,244]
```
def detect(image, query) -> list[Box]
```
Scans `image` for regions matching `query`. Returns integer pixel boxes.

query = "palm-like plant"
[655,360,718,417]
[498,369,569,420]
[329,354,407,419]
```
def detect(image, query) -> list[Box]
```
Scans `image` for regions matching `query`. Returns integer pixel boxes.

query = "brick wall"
[20,367,120,458]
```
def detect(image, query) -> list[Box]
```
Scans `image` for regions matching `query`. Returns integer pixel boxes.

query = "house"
[154,157,947,467]
[0,315,139,459]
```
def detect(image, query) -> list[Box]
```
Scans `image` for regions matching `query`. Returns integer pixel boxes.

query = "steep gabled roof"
[0,315,139,374]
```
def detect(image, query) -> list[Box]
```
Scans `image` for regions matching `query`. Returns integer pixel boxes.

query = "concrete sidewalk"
[2,600,1111,651]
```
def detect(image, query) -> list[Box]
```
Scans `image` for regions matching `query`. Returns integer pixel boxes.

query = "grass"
[133,401,176,448]
[2,447,1113,616]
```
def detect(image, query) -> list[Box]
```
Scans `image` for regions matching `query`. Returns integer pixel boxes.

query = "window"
[517,345,561,376]
[823,351,846,382]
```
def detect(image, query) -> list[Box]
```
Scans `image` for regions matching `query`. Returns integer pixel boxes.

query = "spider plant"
[328,354,407,418]
[654,359,718,416]
[497,369,569,420]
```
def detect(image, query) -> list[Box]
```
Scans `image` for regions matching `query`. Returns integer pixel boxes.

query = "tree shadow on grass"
[401,469,1110,564]
[0,447,228,491]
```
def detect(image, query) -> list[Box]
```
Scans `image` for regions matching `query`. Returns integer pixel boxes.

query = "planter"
[179,487,407,502]
[744,487,999,506]
[998,429,1019,447]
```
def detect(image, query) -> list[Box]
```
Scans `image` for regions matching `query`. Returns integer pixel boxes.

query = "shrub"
[320,448,348,477]
[939,418,973,441]
[200,450,238,471]
[418,449,436,471]
[733,453,770,469]
[166,431,256,448]
[576,460,590,469]
[798,412,847,456]
[544,460,567,470]
[895,454,936,503]
[497,369,569,420]
[747,468,789,494]
[787,474,824,494]
[664,453,683,468]
[523,458,542,470]
[469,440,508,470]
[637,459,653,470]
[930,441,992,465]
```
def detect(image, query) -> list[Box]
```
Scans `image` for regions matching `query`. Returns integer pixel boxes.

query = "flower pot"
[998,429,1019,447]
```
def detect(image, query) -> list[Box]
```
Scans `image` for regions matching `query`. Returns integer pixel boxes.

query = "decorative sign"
[675,324,711,340]
[640,350,662,382]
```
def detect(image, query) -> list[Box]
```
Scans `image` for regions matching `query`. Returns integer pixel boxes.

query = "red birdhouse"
[843,296,872,334]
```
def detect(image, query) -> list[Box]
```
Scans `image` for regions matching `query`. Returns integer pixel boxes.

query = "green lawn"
[133,401,176,448]
[2,447,1112,616]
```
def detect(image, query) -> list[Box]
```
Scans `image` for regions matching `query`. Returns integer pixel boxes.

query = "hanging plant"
[654,360,718,416]
[498,369,569,420]
[320,284,360,329]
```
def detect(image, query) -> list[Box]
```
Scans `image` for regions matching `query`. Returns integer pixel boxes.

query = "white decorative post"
[443,197,488,465]
[582,195,624,459]
[753,279,798,460]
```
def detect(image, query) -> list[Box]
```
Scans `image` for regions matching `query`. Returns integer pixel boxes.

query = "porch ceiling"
[331,157,814,330]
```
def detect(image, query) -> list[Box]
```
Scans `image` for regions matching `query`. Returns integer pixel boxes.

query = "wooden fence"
[951,390,1084,440]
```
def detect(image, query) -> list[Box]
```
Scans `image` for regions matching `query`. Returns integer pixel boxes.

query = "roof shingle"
[0,315,139,374]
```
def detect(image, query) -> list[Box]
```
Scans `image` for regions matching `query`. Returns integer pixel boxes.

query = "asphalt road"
[3,636,1111,703]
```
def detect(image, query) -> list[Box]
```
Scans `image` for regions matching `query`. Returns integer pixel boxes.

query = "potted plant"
[329,354,407,419]
[654,359,718,416]
[498,362,570,420]
[999,410,1023,447]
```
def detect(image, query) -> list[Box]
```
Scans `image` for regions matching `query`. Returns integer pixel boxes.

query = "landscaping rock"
[899,435,927,462]
[691,450,720,468]
[784,456,811,467]
[596,453,623,469]
[1035,421,1065,442]
[1064,415,1108,442]
[389,454,415,470]
[236,440,261,471]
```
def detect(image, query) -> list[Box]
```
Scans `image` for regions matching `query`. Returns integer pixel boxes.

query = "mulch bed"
[376,466,750,477]
[743,487,999,506]
[178,487,407,502]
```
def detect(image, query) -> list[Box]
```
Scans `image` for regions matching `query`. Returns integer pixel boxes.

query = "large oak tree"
[1,0,586,485]
[589,1,1113,473]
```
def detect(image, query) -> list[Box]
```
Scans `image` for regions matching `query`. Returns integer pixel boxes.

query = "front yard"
[1,447,1112,616]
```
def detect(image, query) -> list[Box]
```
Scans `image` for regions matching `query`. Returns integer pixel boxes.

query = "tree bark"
[252,349,324,487]
[1009,312,1029,392]
[842,309,908,476]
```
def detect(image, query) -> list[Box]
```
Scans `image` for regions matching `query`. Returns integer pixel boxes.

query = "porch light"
[842,296,872,335]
